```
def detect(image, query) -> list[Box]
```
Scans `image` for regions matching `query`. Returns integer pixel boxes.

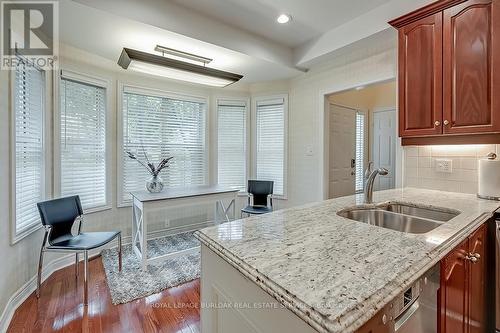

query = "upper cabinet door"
[443,0,500,134]
[398,13,443,137]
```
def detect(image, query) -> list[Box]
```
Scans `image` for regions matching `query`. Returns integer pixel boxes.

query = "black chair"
[36,195,122,305]
[241,180,274,218]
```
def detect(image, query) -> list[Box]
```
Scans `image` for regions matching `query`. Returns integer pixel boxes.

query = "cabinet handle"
[443,120,450,126]
[434,120,441,127]
[466,253,480,263]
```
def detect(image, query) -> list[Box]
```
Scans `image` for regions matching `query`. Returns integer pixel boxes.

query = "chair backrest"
[247,180,273,206]
[37,196,83,244]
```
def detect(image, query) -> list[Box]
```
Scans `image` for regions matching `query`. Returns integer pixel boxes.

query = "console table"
[130,186,238,270]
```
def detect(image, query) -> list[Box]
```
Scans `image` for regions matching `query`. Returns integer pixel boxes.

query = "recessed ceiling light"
[355,85,366,91]
[276,14,291,24]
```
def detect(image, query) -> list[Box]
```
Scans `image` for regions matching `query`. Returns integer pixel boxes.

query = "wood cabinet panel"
[440,238,469,333]
[440,224,488,333]
[398,13,443,137]
[356,307,392,333]
[391,0,500,143]
[468,224,487,333]
[443,0,500,134]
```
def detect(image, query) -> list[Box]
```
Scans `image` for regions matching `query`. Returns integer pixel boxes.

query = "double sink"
[337,203,460,234]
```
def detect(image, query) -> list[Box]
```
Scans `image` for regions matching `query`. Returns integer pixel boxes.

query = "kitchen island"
[194,188,500,333]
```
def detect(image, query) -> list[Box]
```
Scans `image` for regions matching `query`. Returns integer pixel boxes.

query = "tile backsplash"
[403,144,500,194]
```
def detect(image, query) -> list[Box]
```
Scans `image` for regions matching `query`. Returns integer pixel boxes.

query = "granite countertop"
[194,188,500,333]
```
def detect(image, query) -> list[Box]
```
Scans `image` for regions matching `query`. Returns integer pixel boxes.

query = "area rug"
[101,231,200,305]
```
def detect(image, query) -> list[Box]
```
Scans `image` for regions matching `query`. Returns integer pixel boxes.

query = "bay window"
[59,71,108,210]
[13,61,45,239]
[217,99,248,191]
[121,86,207,204]
[254,96,287,197]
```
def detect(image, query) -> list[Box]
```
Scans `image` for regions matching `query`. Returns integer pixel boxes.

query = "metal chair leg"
[75,253,79,277]
[118,233,122,272]
[83,250,89,306]
[36,248,45,298]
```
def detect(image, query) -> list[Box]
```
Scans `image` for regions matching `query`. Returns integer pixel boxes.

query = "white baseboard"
[0,244,110,333]
[0,223,207,332]
[0,251,80,333]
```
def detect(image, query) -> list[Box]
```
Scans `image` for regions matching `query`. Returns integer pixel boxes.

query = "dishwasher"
[392,263,440,333]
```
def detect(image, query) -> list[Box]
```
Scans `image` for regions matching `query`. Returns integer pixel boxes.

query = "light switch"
[305,145,314,156]
[435,159,452,173]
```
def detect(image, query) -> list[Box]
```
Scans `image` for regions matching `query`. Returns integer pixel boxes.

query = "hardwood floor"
[7,256,201,333]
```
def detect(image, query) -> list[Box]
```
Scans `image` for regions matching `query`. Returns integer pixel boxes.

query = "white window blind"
[14,62,44,235]
[60,76,107,210]
[122,89,207,203]
[355,112,365,193]
[217,100,247,191]
[255,98,286,196]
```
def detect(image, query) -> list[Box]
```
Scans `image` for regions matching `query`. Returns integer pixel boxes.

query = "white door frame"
[319,78,402,200]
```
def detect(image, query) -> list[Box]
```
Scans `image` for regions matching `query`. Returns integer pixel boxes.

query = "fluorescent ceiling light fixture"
[118,48,243,87]
[276,14,291,24]
[154,45,212,66]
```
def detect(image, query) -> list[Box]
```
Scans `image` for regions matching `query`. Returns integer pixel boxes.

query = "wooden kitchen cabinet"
[443,0,500,135]
[468,223,487,333]
[356,307,393,333]
[390,0,500,144]
[440,224,487,333]
[397,13,443,137]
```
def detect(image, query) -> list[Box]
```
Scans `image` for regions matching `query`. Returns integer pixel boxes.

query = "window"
[60,72,108,210]
[217,99,247,191]
[355,111,366,193]
[121,87,207,204]
[13,61,45,237]
[254,96,287,196]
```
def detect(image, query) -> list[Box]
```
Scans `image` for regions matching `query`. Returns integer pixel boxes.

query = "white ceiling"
[172,0,391,47]
[64,0,436,82]
[59,0,303,83]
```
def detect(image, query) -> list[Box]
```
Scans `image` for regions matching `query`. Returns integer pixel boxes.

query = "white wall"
[285,33,397,205]
[404,145,500,194]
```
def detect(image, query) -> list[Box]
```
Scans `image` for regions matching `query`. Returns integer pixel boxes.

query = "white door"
[372,109,397,190]
[329,104,356,198]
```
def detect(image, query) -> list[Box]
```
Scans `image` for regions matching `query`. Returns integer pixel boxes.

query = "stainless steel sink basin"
[337,208,445,234]
[377,203,459,222]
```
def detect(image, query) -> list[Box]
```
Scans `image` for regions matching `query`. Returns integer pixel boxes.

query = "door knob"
[434,120,440,126]
[443,120,450,126]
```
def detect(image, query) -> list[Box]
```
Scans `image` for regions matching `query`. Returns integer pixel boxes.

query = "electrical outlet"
[435,159,452,173]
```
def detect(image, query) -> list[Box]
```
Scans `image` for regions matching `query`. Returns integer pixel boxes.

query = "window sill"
[83,205,112,215]
[237,192,288,200]
[117,201,132,208]
[11,223,43,245]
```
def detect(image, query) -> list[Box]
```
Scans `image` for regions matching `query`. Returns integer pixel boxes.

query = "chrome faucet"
[364,166,389,204]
